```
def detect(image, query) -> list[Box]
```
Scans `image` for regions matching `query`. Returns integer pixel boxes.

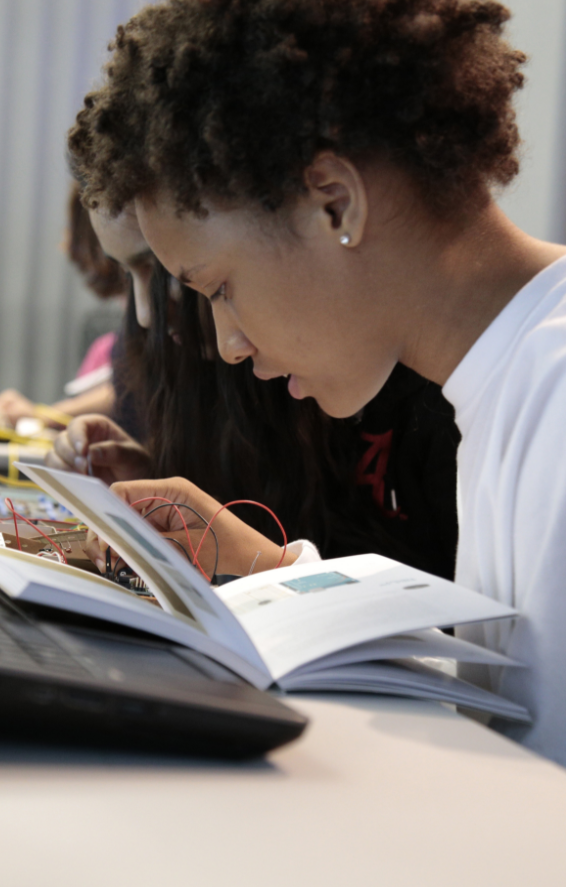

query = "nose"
[133,276,151,329]
[213,303,256,364]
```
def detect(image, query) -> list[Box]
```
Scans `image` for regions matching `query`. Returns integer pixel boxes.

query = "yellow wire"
[0,440,41,487]
[7,442,18,482]
[0,475,40,489]
[0,432,52,491]
[0,428,53,447]
[33,404,73,427]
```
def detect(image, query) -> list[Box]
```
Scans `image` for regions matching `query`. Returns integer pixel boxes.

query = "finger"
[82,414,132,446]
[85,528,108,572]
[83,442,131,486]
[64,414,122,459]
[52,431,88,473]
[109,481,195,535]
[110,479,169,506]
[66,417,97,458]
[44,449,74,472]
[88,440,135,467]
[110,477,196,508]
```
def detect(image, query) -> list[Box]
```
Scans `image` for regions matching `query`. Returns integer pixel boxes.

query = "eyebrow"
[178,264,207,284]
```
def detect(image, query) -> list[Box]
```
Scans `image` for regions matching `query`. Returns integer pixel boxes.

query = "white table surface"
[1,694,565,887]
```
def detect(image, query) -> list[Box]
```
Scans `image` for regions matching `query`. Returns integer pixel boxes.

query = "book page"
[278,660,530,722]
[218,558,517,681]
[282,627,522,679]
[16,464,268,681]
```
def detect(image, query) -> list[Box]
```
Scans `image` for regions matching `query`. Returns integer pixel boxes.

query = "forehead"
[89,206,148,261]
[135,193,269,277]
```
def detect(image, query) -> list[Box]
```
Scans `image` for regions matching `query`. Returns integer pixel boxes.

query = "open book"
[3,463,528,723]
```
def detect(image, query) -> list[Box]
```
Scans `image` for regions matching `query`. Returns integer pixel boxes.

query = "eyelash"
[210,283,227,303]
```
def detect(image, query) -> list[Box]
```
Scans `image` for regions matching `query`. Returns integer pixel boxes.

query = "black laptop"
[0,590,307,758]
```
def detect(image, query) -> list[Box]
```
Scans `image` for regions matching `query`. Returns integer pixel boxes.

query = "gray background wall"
[0,0,565,404]
[0,0,145,404]
[498,0,566,241]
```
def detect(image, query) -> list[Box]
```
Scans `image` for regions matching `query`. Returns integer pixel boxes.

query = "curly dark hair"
[68,0,526,217]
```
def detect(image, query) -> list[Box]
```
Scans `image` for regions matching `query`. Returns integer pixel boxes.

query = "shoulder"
[506,289,566,405]
[484,305,566,489]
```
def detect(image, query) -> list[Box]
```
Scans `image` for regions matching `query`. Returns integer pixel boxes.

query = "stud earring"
[340,233,351,246]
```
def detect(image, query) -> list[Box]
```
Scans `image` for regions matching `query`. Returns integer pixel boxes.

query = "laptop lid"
[0,593,307,759]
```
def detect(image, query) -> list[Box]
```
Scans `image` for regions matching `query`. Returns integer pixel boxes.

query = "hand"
[0,389,36,427]
[85,477,296,579]
[45,414,152,485]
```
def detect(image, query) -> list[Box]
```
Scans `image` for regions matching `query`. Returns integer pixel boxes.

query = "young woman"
[67,0,566,763]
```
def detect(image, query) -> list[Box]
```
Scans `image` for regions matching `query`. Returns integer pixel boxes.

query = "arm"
[85,477,299,578]
[51,381,115,420]
[0,383,115,429]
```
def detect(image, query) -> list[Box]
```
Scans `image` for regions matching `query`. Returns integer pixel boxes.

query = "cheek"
[222,251,325,359]
[232,300,292,356]
[233,278,301,343]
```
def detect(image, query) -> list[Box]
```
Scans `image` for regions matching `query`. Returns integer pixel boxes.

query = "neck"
[385,202,566,386]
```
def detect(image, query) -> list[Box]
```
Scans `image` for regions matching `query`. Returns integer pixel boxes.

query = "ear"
[304,153,368,248]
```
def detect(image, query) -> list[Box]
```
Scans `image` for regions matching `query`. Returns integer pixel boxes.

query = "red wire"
[5,499,21,552]
[129,496,287,580]
[4,498,68,565]
[129,496,210,581]
[4,492,287,581]
[193,499,288,572]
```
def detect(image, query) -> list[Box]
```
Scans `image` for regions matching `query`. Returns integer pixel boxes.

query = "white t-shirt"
[286,539,321,564]
[443,255,566,766]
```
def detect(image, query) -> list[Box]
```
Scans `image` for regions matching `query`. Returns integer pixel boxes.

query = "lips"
[252,368,285,381]
[287,374,304,399]
[253,366,304,398]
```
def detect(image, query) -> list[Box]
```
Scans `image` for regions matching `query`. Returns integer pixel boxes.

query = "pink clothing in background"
[76,332,117,378]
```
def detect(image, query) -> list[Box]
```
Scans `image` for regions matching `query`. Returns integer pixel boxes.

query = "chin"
[314,393,369,420]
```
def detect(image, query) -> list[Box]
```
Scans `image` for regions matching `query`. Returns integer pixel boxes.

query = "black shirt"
[354,363,460,579]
